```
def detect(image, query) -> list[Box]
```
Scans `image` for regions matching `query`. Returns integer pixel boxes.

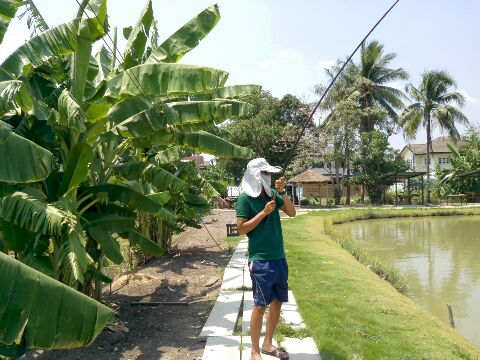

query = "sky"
[1,0,479,150]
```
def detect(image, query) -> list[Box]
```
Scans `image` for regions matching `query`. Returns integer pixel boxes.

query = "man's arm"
[276,177,296,217]
[237,200,276,235]
[280,193,296,217]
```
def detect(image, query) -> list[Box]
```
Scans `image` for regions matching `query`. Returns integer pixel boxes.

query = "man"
[236,158,296,360]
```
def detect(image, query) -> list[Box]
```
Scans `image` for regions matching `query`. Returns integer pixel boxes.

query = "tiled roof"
[403,136,465,155]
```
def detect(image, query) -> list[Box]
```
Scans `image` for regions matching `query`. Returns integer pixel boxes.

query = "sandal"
[261,347,289,359]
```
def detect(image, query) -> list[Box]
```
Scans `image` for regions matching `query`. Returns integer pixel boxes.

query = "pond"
[335,215,480,347]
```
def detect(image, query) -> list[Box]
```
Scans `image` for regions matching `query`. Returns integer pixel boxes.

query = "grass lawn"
[283,209,480,360]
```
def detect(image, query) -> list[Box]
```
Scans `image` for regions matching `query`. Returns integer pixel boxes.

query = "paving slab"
[282,337,322,360]
[227,248,248,269]
[221,266,245,290]
[243,262,252,289]
[199,291,243,338]
[242,291,266,334]
[241,336,278,360]
[202,335,241,360]
[282,291,305,328]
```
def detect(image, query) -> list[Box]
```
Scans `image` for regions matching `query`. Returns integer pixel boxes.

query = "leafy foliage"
[0,0,257,351]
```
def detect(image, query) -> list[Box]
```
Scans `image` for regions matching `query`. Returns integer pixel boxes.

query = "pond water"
[335,215,480,347]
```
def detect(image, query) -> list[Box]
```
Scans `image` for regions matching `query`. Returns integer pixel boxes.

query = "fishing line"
[280,0,401,176]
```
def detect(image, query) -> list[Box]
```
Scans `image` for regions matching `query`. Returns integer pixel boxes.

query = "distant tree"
[399,70,468,202]
[357,41,408,132]
[352,131,408,203]
[438,136,480,195]
[223,90,313,183]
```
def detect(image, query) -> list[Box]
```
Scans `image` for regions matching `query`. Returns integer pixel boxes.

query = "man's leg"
[262,299,282,352]
[251,305,266,360]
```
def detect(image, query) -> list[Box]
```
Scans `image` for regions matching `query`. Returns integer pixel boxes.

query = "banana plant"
[0,0,257,295]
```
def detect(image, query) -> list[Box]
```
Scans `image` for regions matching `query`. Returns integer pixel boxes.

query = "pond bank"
[283,210,480,359]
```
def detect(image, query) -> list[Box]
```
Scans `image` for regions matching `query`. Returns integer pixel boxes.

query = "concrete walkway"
[200,237,322,360]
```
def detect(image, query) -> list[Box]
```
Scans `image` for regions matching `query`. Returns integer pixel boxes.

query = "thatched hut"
[288,168,361,205]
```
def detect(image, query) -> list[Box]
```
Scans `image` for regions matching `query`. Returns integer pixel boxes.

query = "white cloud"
[458,89,479,104]
[258,49,305,72]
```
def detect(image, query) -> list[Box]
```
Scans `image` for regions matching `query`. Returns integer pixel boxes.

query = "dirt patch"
[24,210,238,360]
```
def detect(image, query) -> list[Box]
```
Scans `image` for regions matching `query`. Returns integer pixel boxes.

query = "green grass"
[283,210,480,360]
[221,235,244,253]
[329,206,480,225]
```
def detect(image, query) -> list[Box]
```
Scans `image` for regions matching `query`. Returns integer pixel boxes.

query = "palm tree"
[357,41,408,132]
[400,70,469,202]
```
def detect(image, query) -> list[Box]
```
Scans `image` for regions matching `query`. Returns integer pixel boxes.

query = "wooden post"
[421,175,425,205]
[395,174,398,206]
[447,304,455,328]
[298,182,302,208]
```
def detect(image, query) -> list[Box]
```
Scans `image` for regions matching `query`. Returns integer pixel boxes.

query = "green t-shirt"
[236,191,285,261]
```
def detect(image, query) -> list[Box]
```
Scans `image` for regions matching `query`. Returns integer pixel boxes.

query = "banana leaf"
[0,122,53,183]
[105,63,228,99]
[147,191,171,206]
[116,100,253,138]
[93,46,112,84]
[0,219,31,252]
[83,213,136,233]
[173,130,254,158]
[72,0,108,100]
[107,95,153,123]
[57,142,93,196]
[125,230,164,256]
[155,146,181,164]
[0,251,114,349]
[214,84,261,99]
[123,0,153,68]
[57,89,88,133]
[145,4,220,64]
[0,193,92,285]
[115,161,187,193]
[77,0,107,41]
[0,80,33,115]
[85,183,164,213]
[0,0,23,45]
[87,226,123,264]
[0,20,79,80]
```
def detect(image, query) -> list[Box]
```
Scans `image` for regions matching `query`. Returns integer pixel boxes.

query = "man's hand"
[275,176,285,193]
[262,199,276,215]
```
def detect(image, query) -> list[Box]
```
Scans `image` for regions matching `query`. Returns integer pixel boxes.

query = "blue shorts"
[249,258,289,306]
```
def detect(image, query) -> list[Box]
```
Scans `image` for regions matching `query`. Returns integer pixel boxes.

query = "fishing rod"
[280,0,401,177]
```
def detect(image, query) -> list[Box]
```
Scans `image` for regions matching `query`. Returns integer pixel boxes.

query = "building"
[182,154,217,167]
[400,136,465,173]
[288,167,362,202]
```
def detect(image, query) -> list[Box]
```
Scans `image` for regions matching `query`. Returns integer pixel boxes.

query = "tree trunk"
[426,113,432,204]
[345,124,351,205]
[94,255,104,301]
[334,162,341,205]
[360,96,375,132]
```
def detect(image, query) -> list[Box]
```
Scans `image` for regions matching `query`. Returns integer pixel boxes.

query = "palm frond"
[437,91,465,107]
[399,103,423,139]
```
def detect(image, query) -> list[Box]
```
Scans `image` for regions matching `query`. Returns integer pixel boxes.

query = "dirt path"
[25,210,238,360]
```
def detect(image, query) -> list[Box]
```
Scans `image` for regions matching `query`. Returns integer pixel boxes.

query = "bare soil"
[24,210,238,360]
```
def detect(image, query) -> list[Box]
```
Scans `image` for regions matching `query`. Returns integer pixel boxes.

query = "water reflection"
[336,216,480,347]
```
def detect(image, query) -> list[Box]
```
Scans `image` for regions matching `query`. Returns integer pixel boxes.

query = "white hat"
[240,158,282,197]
